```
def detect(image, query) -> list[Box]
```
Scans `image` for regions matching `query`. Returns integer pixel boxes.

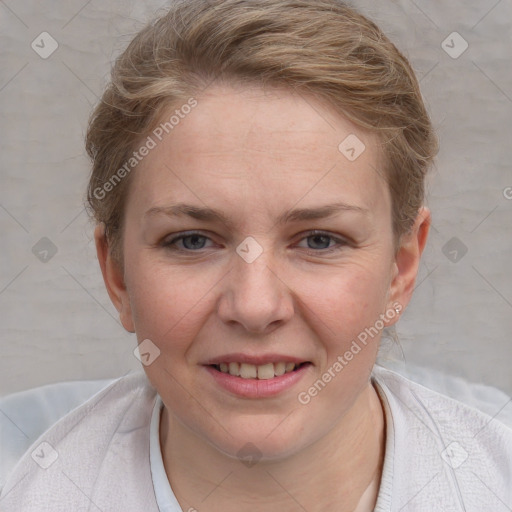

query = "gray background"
[0,0,511,396]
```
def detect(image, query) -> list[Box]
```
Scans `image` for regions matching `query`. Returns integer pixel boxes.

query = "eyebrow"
[144,202,369,228]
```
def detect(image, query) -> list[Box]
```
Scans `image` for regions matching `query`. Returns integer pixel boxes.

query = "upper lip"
[203,353,310,366]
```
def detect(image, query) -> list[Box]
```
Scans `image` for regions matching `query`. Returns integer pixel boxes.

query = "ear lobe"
[386,207,431,324]
[94,223,135,333]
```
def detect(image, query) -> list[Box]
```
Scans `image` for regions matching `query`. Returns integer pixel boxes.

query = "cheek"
[293,269,386,414]
[290,261,391,396]
[293,260,391,334]
[125,254,220,350]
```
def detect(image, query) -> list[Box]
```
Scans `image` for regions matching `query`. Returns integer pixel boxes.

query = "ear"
[94,223,135,333]
[386,207,431,325]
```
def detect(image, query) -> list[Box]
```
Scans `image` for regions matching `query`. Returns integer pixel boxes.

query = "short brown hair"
[85,0,438,265]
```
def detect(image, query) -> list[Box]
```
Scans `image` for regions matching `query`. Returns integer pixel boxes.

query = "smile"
[204,361,312,398]
[211,362,310,380]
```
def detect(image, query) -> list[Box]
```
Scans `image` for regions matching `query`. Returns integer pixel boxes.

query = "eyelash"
[161,230,349,255]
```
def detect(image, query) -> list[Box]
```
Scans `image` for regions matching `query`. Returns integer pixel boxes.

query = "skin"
[95,83,430,511]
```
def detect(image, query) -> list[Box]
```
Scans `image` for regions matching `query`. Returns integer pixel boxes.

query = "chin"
[201,419,312,464]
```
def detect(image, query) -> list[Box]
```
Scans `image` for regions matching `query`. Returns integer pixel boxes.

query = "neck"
[160,382,386,512]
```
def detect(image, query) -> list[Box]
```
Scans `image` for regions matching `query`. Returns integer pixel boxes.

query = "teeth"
[216,362,302,379]
[228,362,239,376]
[285,362,295,372]
[257,363,275,380]
[240,363,257,379]
[274,362,286,376]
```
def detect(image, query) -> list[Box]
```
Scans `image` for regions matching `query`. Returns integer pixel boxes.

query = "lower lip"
[203,364,311,398]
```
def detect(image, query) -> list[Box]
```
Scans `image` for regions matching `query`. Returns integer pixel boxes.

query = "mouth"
[209,361,312,380]
[202,353,313,397]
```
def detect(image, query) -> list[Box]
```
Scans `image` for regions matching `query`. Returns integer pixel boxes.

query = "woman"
[1,0,511,510]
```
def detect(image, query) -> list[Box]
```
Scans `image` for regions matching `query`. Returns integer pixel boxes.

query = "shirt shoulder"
[0,378,115,490]
[372,365,512,511]
[0,371,160,512]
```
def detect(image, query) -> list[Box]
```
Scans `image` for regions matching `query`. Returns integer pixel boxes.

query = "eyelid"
[296,230,350,252]
[298,229,348,243]
[161,229,350,253]
[162,230,215,247]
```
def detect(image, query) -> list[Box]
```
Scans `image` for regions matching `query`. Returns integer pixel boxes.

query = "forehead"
[183,85,342,151]
[127,83,389,222]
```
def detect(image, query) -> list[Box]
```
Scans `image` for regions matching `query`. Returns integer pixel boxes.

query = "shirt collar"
[149,395,183,512]
[149,371,395,512]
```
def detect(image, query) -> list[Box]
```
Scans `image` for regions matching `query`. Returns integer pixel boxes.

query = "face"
[97,83,427,461]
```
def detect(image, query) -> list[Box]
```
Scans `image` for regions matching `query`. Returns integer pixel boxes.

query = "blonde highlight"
[86,0,438,265]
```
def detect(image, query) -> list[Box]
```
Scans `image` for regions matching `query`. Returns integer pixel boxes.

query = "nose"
[216,245,295,334]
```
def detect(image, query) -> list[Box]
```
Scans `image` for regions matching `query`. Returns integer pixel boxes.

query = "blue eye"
[161,230,348,254]
[162,231,213,251]
[302,231,347,253]
[300,231,340,251]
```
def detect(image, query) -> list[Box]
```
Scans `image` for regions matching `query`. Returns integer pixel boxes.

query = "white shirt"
[1,365,511,511]
[149,395,183,511]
